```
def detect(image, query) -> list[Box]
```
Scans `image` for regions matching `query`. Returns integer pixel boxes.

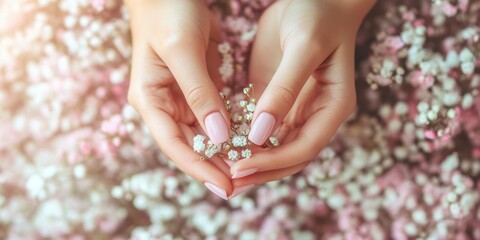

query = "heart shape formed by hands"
[125,0,376,200]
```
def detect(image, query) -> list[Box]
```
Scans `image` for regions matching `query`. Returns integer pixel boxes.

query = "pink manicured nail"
[248,112,276,145]
[229,184,255,199]
[204,182,228,200]
[205,112,229,144]
[232,168,257,179]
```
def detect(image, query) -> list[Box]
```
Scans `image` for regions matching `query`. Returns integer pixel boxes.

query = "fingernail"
[204,182,228,200]
[232,168,257,179]
[229,184,255,199]
[248,112,276,145]
[205,112,229,144]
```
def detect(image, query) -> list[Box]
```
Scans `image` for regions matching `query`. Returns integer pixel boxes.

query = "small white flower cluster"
[232,135,247,147]
[193,135,222,159]
[227,149,239,161]
[458,48,475,75]
[193,84,279,161]
[193,135,206,152]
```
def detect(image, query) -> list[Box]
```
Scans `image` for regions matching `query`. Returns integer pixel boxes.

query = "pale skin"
[125,0,376,199]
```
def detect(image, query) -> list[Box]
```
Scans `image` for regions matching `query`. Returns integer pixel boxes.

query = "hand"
[230,0,376,192]
[125,0,232,199]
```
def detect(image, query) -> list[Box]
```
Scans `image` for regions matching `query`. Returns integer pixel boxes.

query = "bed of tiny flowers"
[0,0,479,239]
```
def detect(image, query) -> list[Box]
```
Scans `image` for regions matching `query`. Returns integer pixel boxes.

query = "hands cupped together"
[125,0,375,200]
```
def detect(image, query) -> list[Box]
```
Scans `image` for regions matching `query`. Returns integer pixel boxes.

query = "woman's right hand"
[125,0,232,200]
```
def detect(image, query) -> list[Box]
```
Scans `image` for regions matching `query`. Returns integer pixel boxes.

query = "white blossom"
[239,100,248,107]
[218,42,231,54]
[460,61,474,75]
[232,135,247,147]
[193,135,206,144]
[246,103,255,112]
[241,149,251,158]
[228,150,239,161]
[193,141,206,153]
[459,48,475,62]
[269,137,279,146]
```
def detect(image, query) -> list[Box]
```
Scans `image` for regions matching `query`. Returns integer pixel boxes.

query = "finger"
[231,103,349,178]
[229,161,310,198]
[248,39,335,145]
[127,12,232,200]
[247,2,283,95]
[210,156,232,177]
[180,124,232,177]
[128,48,231,199]
[231,44,355,177]
[139,103,232,200]
[205,39,223,88]
[152,18,230,145]
[163,41,229,145]
[205,11,224,88]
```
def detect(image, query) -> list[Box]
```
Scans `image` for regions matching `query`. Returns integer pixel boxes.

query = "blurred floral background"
[0,0,479,239]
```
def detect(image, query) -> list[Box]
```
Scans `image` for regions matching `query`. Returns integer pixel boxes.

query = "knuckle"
[272,85,297,110]
[185,84,208,110]
[160,31,203,53]
[295,32,315,46]
[162,33,187,49]
[287,29,317,48]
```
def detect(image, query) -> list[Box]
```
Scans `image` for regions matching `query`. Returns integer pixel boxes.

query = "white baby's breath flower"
[218,42,231,54]
[193,135,206,143]
[228,150,239,161]
[232,135,247,147]
[245,112,253,121]
[204,143,221,158]
[241,149,252,158]
[459,48,474,62]
[239,100,248,107]
[246,103,256,112]
[193,141,206,153]
[219,64,234,80]
[461,62,475,75]
[269,137,279,146]
[204,149,214,158]
[193,135,207,153]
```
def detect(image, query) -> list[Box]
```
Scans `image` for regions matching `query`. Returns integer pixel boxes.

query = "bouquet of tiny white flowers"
[193,84,279,162]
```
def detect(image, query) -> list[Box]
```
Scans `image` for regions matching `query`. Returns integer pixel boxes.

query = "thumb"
[248,43,330,145]
[157,38,230,145]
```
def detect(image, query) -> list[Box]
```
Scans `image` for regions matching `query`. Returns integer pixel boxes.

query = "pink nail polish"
[229,184,255,199]
[205,112,229,144]
[248,112,276,145]
[232,168,257,179]
[204,182,228,200]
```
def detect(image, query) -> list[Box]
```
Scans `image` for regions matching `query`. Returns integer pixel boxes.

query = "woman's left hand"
[229,0,376,196]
